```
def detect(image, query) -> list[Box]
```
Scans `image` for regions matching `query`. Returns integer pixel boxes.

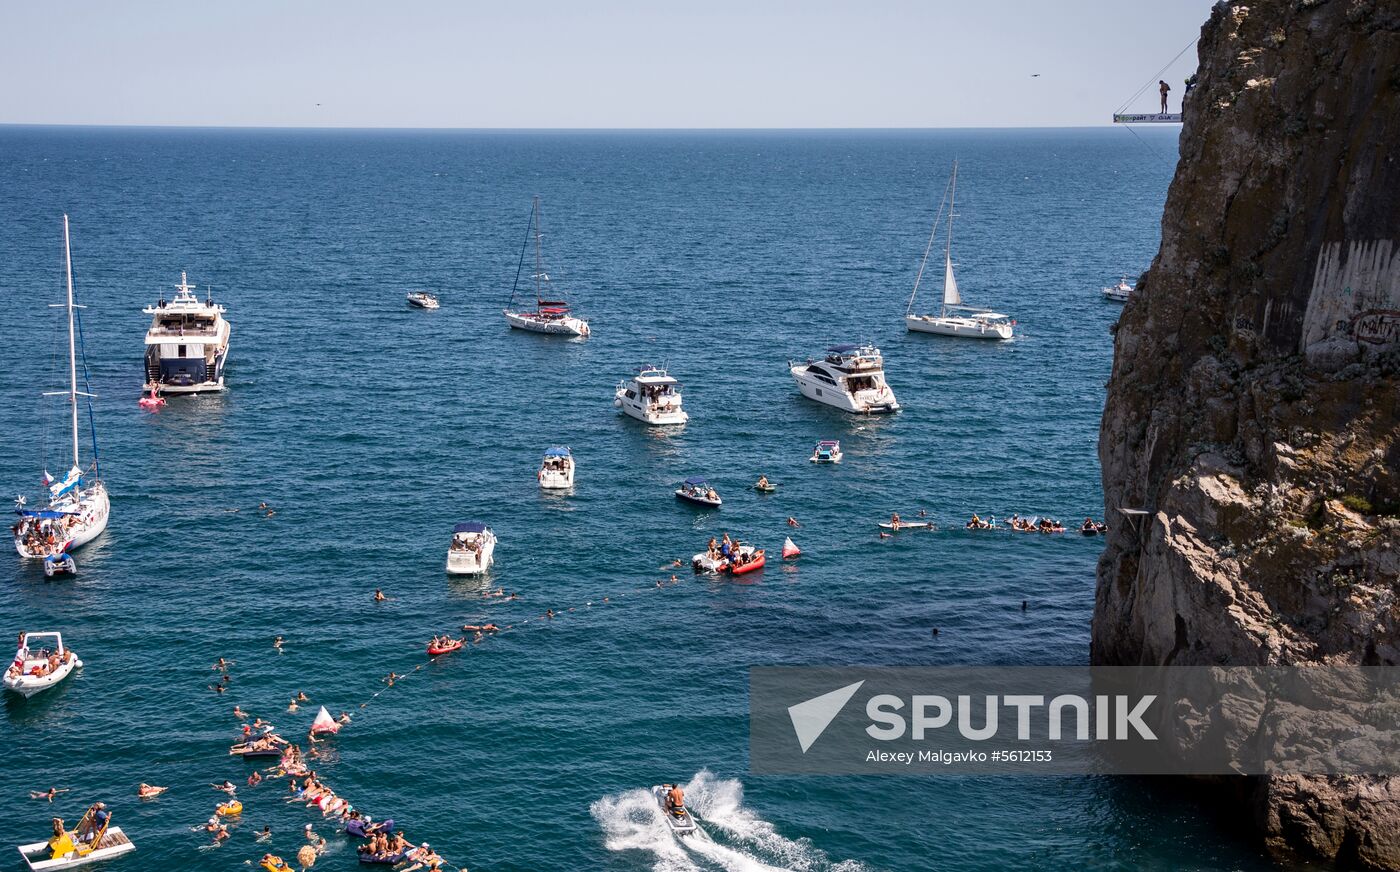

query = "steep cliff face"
[1094,1,1400,867]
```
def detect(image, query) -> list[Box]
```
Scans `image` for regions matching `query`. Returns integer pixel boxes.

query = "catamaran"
[503,196,590,337]
[904,161,1015,340]
[142,272,231,394]
[13,217,110,568]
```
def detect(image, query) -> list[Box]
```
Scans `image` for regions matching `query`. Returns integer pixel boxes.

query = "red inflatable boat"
[427,639,464,656]
[728,549,765,575]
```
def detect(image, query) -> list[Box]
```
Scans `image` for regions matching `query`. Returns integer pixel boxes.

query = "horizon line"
[0,122,1151,133]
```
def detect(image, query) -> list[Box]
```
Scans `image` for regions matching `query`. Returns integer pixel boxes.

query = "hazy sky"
[0,1,1212,128]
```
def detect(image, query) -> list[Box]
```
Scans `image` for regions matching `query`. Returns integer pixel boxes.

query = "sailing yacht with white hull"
[905,161,1015,341]
[503,196,590,337]
[142,272,231,394]
[13,216,110,565]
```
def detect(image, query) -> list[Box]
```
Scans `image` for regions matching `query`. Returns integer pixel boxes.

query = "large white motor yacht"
[789,344,900,414]
[445,521,496,575]
[143,272,232,393]
[615,366,689,425]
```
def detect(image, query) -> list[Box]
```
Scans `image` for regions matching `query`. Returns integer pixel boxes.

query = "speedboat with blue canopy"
[538,446,575,489]
[446,521,496,575]
[789,344,900,413]
[142,271,231,394]
[675,477,721,508]
[13,217,109,567]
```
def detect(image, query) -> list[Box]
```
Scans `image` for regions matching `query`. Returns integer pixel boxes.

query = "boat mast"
[532,195,543,310]
[943,161,958,318]
[62,214,80,471]
[906,173,952,317]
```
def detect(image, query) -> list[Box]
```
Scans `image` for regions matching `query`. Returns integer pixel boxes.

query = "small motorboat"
[652,785,697,836]
[782,537,801,559]
[42,553,76,578]
[675,477,721,508]
[427,638,463,656]
[345,818,393,840]
[446,521,496,575]
[538,446,575,489]
[729,548,765,575]
[753,478,776,493]
[1102,277,1133,302]
[4,632,82,698]
[810,440,843,463]
[216,800,242,816]
[406,291,440,310]
[19,806,134,871]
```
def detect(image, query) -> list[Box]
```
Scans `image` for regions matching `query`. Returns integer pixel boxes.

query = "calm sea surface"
[0,127,1273,871]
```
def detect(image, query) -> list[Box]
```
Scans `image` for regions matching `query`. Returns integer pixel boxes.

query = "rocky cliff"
[1094,1,1400,867]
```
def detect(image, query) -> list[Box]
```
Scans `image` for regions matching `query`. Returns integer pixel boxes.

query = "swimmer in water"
[30,787,65,801]
[273,636,284,650]
[256,825,272,842]
[213,657,228,672]
[288,699,299,712]
[296,691,309,702]
[373,589,386,602]
[545,609,555,619]
[384,672,401,686]
[137,783,167,799]
[233,705,248,720]
[787,517,800,527]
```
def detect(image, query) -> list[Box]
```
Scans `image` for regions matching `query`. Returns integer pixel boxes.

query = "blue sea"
[0,127,1274,871]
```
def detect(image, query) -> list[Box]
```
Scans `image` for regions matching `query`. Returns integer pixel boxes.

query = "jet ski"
[652,785,697,835]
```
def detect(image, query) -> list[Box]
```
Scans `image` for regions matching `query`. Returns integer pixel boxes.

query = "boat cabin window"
[178,344,186,357]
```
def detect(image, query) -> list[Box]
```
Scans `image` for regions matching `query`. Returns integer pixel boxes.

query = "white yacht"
[615,366,689,425]
[503,196,590,337]
[445,521,496,575]
[142,271,231,393]
[538,446,575,489]
[789,344,900,414]
[1102,277,1134,302]
[14,217,110,566]
[406,291,440,309]
[905,161,1015,341]
[4,632,82,698]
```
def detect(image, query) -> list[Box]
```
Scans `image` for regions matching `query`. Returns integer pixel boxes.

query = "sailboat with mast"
[502,196,590,338]
[904,161,1015,341]
[13,216,110,568]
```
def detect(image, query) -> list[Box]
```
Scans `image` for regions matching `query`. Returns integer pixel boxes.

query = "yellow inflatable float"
[260,854,291,872]
[216,799,243,816]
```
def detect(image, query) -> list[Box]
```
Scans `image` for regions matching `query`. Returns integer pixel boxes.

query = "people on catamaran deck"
[373,588,386,602]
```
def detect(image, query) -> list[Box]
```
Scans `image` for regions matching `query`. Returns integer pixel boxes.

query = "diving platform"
[1113,113,1182,124]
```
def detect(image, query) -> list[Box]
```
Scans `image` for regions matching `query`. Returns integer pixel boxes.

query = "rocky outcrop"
[1094,1,1400,867]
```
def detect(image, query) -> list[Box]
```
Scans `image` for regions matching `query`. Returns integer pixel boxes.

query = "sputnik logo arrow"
[787,680,864,753]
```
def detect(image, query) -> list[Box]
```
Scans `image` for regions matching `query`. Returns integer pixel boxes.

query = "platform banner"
[749,666,1400,775]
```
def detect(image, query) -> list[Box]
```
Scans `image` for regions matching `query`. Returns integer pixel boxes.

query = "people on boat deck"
[756,474,770,489]
[74,802,109,843]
